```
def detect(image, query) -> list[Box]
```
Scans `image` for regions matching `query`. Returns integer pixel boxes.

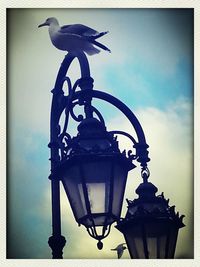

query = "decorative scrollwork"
[87,223,111,244]
[109,130,137,145]
[70,101,84,122]
[71,79,81,95]
[128,150,137,160]
[57,132,72,159]
[62,76,72,96]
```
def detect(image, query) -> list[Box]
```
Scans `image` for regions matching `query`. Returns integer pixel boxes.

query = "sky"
[7,8,194,259]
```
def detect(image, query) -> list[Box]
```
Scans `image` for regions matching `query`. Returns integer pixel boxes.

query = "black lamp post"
[47,51,184,259]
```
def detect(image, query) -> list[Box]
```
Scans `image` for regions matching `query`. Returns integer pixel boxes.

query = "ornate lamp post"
[47,51,184,259]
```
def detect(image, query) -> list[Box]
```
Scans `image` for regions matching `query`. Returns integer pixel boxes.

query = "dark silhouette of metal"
[48,51,150,258]
[116,183,185,259]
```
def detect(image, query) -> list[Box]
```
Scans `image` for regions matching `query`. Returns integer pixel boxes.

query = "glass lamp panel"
[123,221,171,259]
[86,182,106,213]
[61,165,87,222]
[167,225,179,258]
[124,224,146,259]
[146,235,168,258]
[145,221,178,258]
[82,160,112,215]
[157,235,167,258]
[112,162,128,217]
[132,237,146,258]
[146,237,157,258]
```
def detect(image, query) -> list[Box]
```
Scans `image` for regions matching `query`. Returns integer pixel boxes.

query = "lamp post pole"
[48,52,93,258]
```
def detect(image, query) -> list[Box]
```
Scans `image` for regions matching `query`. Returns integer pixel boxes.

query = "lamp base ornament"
[48,235,66,259]
[97,240,103,250]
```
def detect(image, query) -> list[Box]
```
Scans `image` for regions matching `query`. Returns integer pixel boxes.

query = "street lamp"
[116,175,185,258]
[47,51,184,259]
[55,116,135,250]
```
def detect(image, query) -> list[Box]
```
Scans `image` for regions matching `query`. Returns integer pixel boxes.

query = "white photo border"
[1,1,200,267]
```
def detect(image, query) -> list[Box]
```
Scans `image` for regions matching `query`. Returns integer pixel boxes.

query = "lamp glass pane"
[123,221,175,259]
[134,237,146,258]
[62,158,115,227]
[78,182,108,226]
[147,237,157,258]
[157,235,167,258]
[124,225,146,258]
[88,182,106,213]
[112,163,128,217]
[82,160,111,216]
[167,226,178,258]
[62,165,87,221]
[145,221,168,258]
[145,235,168,259]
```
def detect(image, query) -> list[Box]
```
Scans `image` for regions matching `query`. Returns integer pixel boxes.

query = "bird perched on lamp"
[38,17,111,56]
[111,243,127,259]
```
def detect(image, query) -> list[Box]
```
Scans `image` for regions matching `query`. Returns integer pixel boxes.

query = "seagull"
[111,243,127,259]
[38,17,111,55]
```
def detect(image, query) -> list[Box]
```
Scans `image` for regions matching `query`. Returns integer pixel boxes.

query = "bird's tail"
[91,40,111,53]
[85,45,101,56]
[94,31,109,39]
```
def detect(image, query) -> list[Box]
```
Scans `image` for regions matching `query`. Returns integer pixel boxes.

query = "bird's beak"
[38,22,48,28]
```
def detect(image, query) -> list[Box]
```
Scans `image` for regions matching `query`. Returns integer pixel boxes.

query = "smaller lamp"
[116,177,185,258]
[55,117,135,249]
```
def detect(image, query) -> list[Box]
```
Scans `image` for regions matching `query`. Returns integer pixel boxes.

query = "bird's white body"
[38,17,110,56]
[50,30,98,54]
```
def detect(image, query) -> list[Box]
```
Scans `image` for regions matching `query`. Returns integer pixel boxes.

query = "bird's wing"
[116,243,126,250]
[59,24,99,36]
[117,249,123,259]
[111,243,126,250]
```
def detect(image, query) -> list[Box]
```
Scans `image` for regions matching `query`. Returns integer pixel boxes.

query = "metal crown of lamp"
[47,51,185,259]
